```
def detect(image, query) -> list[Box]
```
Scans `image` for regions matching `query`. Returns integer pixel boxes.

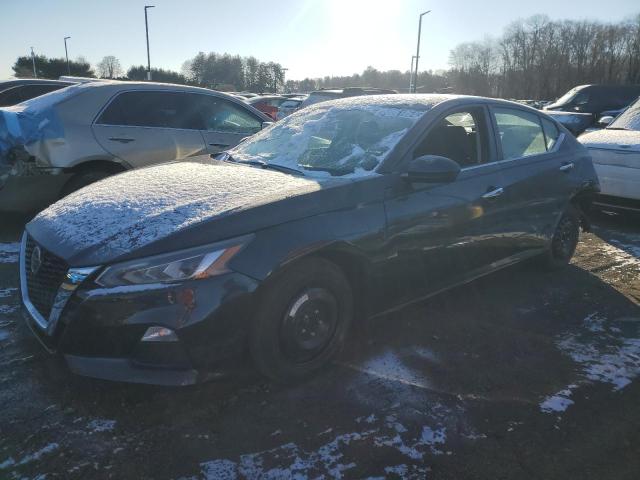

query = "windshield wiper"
[256,160,306,177]
[605,127,628,131]
[222,154,305,177]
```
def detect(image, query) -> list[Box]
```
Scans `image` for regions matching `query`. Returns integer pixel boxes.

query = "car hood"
[27,157,336,266]
[579,129,640,152]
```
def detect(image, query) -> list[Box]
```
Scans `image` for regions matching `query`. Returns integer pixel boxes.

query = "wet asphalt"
[0,211,639,479]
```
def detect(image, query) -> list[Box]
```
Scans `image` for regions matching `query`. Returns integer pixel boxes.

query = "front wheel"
[249,258,353,383]
[543,205,581,269]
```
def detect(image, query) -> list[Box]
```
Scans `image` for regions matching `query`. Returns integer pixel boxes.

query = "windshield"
[608,98,640,130]
[552,87,579,106]
[229,101,428,178]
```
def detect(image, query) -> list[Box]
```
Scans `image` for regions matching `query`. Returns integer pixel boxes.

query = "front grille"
[24,236,69,321]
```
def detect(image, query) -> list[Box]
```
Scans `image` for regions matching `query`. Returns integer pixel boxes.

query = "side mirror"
[261,121,274,130]
[598,115,614,126]
[403,155,461,184]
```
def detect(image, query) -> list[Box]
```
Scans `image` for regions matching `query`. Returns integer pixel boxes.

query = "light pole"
[281,67,288,93]
[30,47,37,78]
[144,5,155,81]
[64,36,71,75]
[409,55,417,92]
[412,10,431,93]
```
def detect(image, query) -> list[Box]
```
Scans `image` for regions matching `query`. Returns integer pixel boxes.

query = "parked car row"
[3,76,636,387]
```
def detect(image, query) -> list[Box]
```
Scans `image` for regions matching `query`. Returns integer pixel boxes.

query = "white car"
[579,98,640,213]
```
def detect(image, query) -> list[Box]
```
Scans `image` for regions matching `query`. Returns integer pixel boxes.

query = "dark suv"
[544,84,640,116]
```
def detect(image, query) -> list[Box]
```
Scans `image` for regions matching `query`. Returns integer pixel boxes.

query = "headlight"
[95,236,251,287]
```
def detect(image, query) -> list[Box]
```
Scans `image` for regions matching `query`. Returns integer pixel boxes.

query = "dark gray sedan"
[21,95,599,385]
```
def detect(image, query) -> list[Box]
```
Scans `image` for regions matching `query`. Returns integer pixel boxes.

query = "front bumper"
[21,265,260,385]
[0,167,71,213]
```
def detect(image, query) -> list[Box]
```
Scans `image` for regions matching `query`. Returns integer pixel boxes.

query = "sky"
[1,0,639,80]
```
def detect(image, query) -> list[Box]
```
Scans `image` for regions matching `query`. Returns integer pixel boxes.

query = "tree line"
[11,12,640,100]
[448,14,640,99]
[11,51,286,93]
[286,13,640,100]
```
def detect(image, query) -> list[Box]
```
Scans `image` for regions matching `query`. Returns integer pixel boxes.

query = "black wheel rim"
[552,216,578,260]
[279,287,338,364]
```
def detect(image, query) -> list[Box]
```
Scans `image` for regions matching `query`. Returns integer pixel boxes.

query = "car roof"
[308,93,547,112]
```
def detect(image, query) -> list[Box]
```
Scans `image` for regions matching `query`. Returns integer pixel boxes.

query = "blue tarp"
[0,83,85,165]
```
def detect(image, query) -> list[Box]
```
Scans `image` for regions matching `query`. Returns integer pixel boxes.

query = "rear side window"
[541,117,560,150]
[492,108,546,160]
[97,91,201,129]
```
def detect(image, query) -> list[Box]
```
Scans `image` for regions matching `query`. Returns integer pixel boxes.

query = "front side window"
[199,96,262,134]
[97,91,199,129]
[493,108,546,160]
[413,109,488,167]
[230,101,429,178]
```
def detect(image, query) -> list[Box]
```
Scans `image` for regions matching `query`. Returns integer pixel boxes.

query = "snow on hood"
[579,129,640,151]
[29,158,321,263]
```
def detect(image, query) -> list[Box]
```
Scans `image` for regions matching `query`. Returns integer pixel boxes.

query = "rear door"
[197,95,264,154]
[92,90,207,168]
[488,106,578,251]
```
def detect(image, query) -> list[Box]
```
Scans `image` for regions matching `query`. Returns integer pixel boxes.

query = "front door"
[376,106,514,313]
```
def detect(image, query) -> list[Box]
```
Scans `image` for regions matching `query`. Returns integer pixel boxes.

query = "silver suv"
[0,81,271,213]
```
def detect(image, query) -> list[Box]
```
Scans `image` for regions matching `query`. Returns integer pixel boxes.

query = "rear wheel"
[249,258,353,383]
[544,205,581,269]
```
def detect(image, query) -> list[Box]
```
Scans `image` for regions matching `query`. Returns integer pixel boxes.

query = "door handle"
[209,143,230,148]
[559,162,574,172]
[108,137,135,144]
[482,187,504,200]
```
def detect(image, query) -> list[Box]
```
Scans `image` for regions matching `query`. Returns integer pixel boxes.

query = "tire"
[60,170,112,198]
[249,257,353,383]
[543,205,581,269]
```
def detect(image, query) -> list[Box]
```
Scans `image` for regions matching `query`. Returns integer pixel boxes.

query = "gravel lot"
[1,212,639,479]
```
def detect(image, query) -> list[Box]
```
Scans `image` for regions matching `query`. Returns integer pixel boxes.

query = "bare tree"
[97,55,123,79]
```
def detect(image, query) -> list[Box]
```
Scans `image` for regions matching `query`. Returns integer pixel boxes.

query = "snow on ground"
[541,311,640,413]
[192,413,445,480]
[0,304,18,315]
[87,419,117,433]
[341,346,438,390]
[0,443,59,470]
[0,287,17,298]
[0,242,19,263]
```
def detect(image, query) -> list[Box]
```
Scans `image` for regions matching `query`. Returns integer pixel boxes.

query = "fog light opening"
[141,326,178,342]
